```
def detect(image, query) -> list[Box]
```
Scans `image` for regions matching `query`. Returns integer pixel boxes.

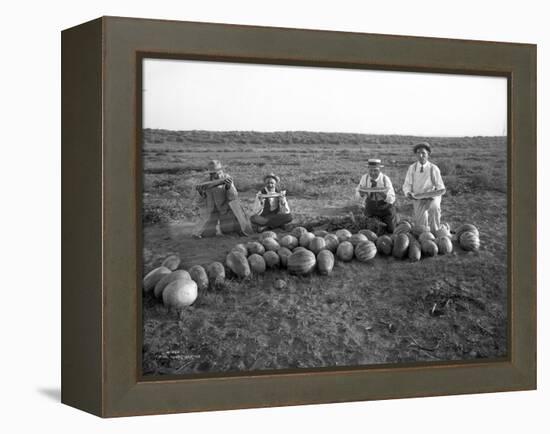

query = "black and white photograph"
[141,58,508,376]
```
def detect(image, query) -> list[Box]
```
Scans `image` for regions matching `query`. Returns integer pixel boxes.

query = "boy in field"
[355,159,397,233]
[250,173,293,232]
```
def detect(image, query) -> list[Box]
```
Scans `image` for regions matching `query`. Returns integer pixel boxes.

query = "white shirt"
[252,191,290,215]
[354,173,396,204]
[402,161,445,196]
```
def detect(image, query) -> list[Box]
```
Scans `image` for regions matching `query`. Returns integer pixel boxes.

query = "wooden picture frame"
[61,16,536,417]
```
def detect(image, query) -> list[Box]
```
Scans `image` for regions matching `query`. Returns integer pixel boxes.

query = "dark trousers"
[365,200,397,233]
[201,211,240,237]
[251,213,293,229]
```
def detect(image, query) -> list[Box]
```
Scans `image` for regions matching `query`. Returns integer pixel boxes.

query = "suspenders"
[411,162,437,191]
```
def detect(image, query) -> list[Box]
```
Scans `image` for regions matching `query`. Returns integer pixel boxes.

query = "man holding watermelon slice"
[355,159,397,233]
[402,142,446,232]
[250,173,293,232]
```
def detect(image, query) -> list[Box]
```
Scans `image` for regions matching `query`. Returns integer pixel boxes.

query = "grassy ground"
[141,130,507,376]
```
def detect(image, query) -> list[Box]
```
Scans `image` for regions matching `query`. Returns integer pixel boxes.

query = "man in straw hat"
[193,160,252,238]
[250,173,293,232]
[402,142,446,232]
[355,159,397,233]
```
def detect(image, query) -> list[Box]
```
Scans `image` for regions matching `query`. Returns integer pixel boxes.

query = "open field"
[141,130,507,376]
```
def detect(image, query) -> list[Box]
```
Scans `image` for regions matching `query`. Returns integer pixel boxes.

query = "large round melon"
[392,233,410,259]
[313,230,329,238]
[259,231,278,241]
[293,246,308,254]
[189,265,209,292]
[418,231,436,243]
[299,232,315,248]
[421,240,439,257]
[324,234,340,252]
[394,224,411,236]
[317,250,335,275]
[291,226,308,239]
[408,241,421,261]
[309,236,326,255]
[277,247,293,268]
[397,220,413,230]
[154,269,192,298]
[262,237,280,252]
[248,254,266,273]
[436,236,453,254]
[231,243,249,257]
[287,249,316,275]
[246,241,265,256]
[206,261,225,289]
[263,251,280,268]
[143,266,172,293]
[375,235,393,256]
[459,231,480,251]
[280,234,299,250]
[336,241,354,262]
[349,233,368,247]
[355,240,377,262]
[435,227,451,238]
[161,255,181,271]
[162,279,198,308]
[225,251,251,278]
[456,223,480,240]
[358,229,378,242]
[335,229,352,243]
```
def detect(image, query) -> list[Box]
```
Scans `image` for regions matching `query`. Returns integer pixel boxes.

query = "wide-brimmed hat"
[413,142,432,154]
[207,160,224,173]
[263,172,280,183]
[367,158,384,168]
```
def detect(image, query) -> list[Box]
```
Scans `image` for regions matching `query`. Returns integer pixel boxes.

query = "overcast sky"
[143,58,507,137]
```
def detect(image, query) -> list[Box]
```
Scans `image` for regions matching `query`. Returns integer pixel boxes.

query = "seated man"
[193,160,251,238]
[250,173,293,232]
[402,142,446,232]
[354,158,397,233]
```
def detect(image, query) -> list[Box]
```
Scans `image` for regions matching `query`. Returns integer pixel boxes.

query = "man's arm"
[384,175,396,204]
[224,176,238,201]
[252,191,264,215]
[278,192,290,214]
[354,174,368,201]
[432,165,445,190]
[402,165,413,197]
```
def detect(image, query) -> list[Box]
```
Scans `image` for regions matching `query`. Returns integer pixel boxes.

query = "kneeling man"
[251,173,293,232]
[402,142,446,232]
[355,159,397,233]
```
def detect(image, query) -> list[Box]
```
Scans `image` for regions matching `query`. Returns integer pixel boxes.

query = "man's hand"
[406,192,414,199]
[224,176,233,189]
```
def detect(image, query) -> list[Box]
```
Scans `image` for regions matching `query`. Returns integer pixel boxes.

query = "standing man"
[193,160,252,238]
[355,159,397,233]
[402,142,446,232]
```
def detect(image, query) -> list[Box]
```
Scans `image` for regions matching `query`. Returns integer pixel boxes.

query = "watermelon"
[317,250,335,275]
[288,249,316,275]
[335,229,352,243]
[162,279,198,308]
[143,266,172,293]
[394,224,411,235]
[280,234,299,250]
[263,251,280,268]
[206,262,225,289]
[189,265,209,292]
[299,232,315,248]
[324,234,340,252]
[408,241,421,261]
[293,246,308,254]
[246,241,265,255]
[309,236,326,255]
[291,226,308,239]
[355,240,377,262]
[259,231,278,241]
[359,229,378,242]
[418,231,436,243]
[397,220,413,229]
[161,255,181,271]
[226,251,251,278]
[349,233,369,246]
[154,269,192,298]
[392,233,410,259]
[336,241,354,262]
[456,223,480,240]
[231,243,249,257]
[313,230,329,237]
[375,235,393,256]
[421,240,439,257]
[459,231,480,251]
[412,225,431,237]
[248,254,266,274]
[435,226,451,238]
[262,237,280,252]
[436,236,453,254]
[277,247,293,268]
